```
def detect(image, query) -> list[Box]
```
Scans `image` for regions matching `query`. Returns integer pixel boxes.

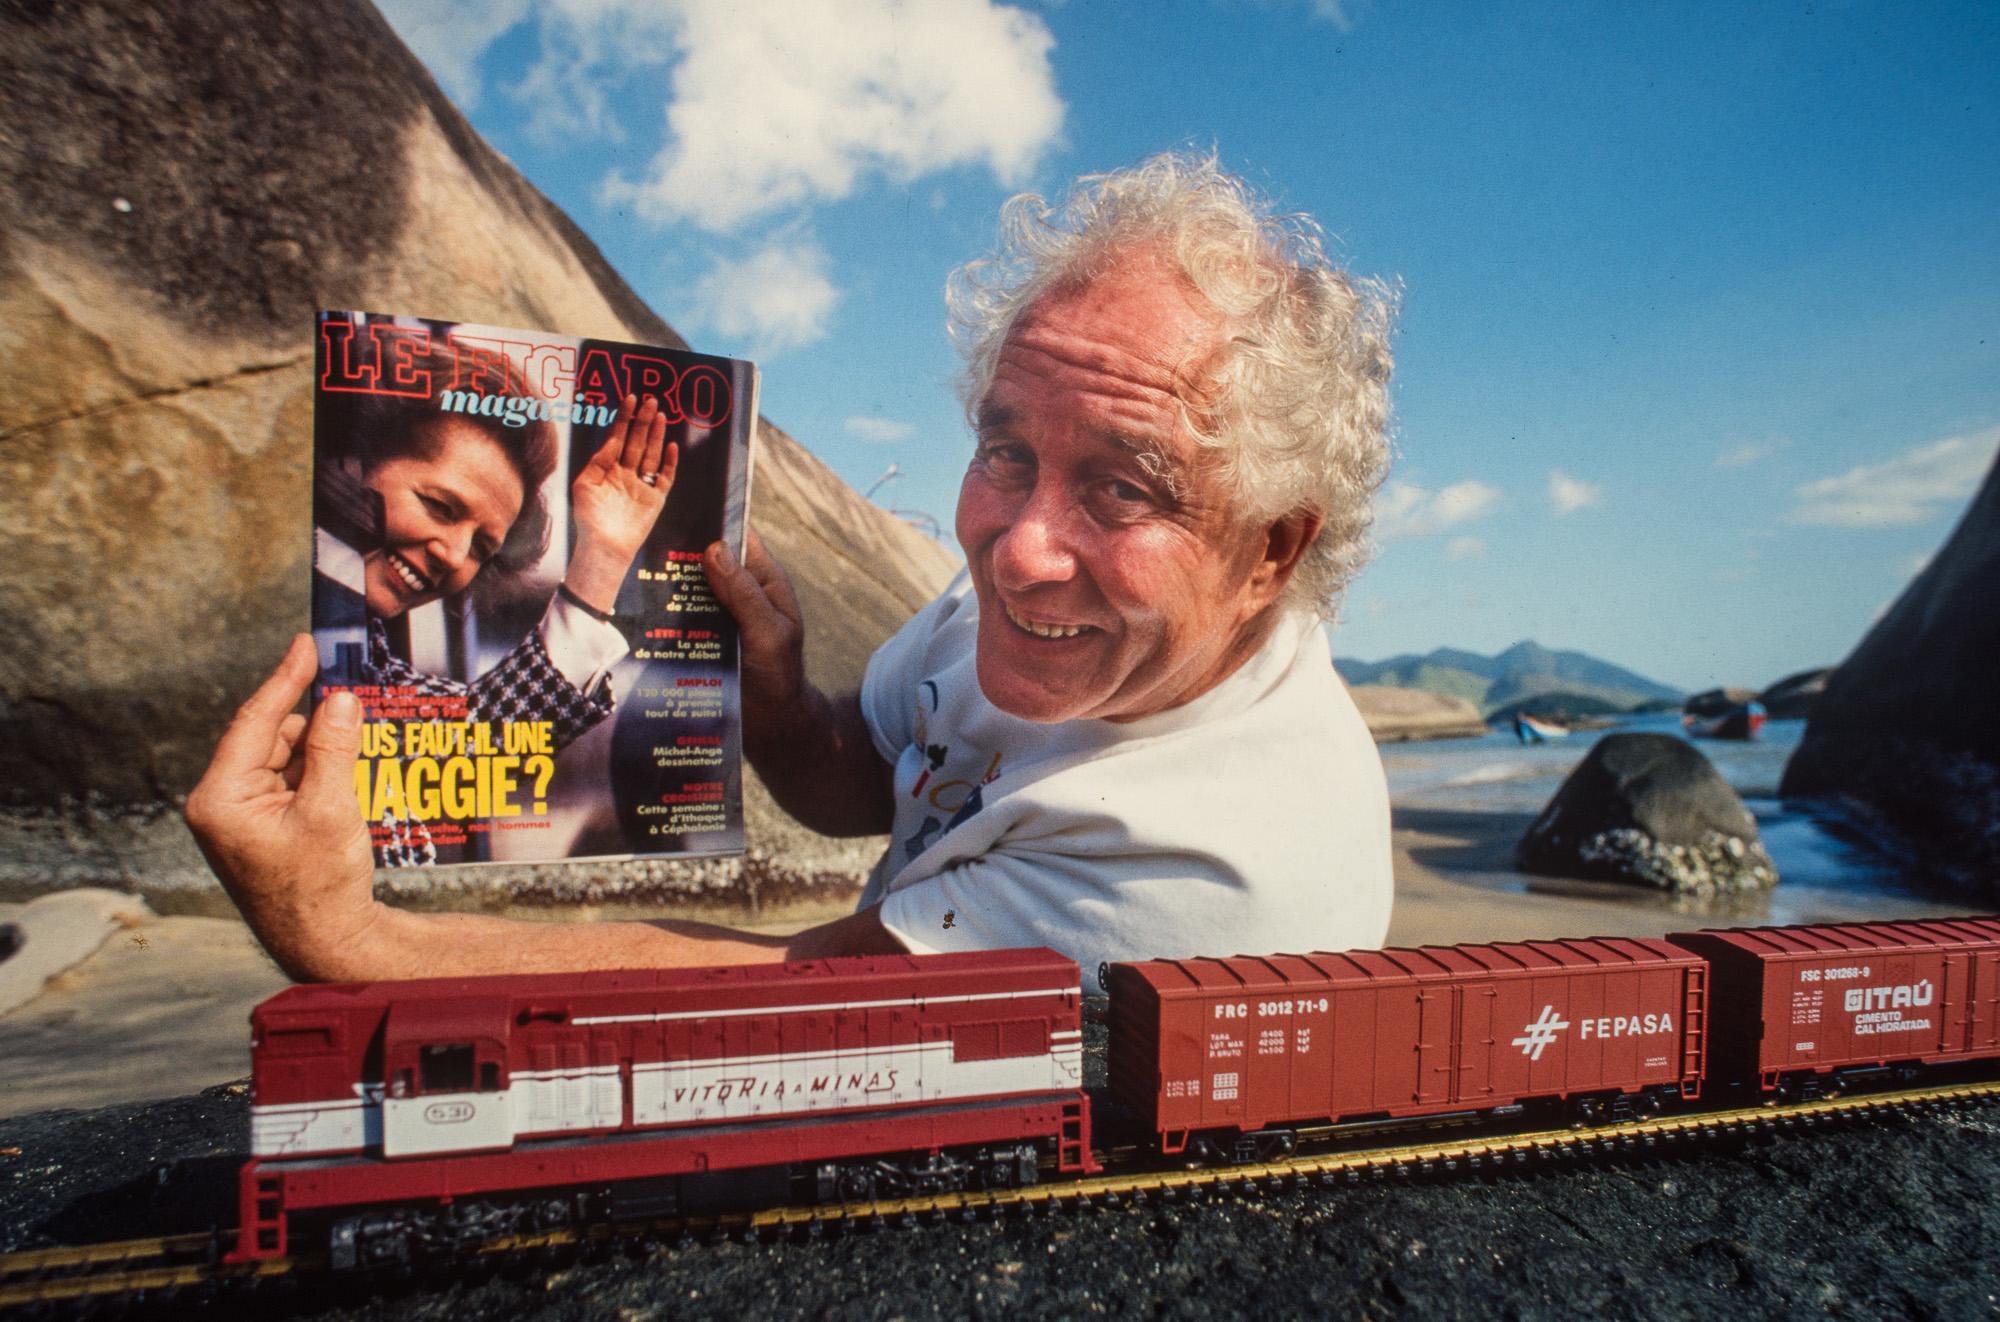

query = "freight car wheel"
[1567,1095,1608,1128]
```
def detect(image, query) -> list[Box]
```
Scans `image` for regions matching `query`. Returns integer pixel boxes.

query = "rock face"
[1759,668,1833,720]
[1517,734,1778,895]
[0,2,957,903]
[1782,453,2000,894]
[1683,688,1760,718]
[1347,684,1488,742]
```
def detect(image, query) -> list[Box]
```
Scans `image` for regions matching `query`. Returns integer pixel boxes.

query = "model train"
[229,915,2000,1269]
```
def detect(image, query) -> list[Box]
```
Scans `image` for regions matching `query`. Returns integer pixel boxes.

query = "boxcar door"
[1415,989,1450,1105]
[1453,984,1497,1105]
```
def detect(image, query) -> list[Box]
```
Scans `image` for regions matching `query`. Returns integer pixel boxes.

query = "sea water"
[1381,714,1967,924]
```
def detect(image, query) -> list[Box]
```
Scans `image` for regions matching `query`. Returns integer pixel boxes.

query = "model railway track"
[7,1078,1998,1311]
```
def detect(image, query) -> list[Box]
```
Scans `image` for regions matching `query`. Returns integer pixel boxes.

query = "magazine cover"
[309,311,755,868]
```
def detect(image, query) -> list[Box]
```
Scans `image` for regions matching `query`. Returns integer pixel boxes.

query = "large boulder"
[1347,684,1488,742]
[0,1,957,906]
[1516,733,1777,895]
[1781,452,2000,894]
[1758,668,1833,721]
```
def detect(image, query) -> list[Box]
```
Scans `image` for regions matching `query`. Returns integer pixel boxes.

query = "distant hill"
[1335,641,1683,718]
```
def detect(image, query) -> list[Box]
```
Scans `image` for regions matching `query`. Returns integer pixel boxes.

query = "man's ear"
[1247,508,1323,606]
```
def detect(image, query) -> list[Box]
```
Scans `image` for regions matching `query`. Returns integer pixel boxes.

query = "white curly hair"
[946,151,1396,618]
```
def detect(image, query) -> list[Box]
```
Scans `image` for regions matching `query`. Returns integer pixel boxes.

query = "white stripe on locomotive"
[249,1038,1081,1157]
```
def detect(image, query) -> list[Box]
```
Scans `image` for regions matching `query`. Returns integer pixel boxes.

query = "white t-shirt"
[857,572,1392,991]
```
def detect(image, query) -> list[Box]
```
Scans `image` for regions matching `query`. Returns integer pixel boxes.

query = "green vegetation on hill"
[1335,641,1682,719]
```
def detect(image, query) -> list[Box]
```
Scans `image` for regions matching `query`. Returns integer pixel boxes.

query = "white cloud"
[592,0,1065,232]
[1789,428,2000,527]
[687,238,838,355]
[1548,470,1603,514]
[1373,480,1500,542]
[1309,0,1364,28]
[846,416,916,444]
[375,0,531,109]
[1444,535,1487,563]
[1714,437,1787,470]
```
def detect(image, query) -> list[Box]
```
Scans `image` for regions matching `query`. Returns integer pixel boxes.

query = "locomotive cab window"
[420,1044,476,1093]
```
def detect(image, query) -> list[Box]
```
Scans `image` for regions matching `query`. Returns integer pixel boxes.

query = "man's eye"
[420,495,453,519]
[1107,479,1150,503]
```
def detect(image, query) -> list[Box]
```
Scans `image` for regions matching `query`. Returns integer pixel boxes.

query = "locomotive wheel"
[1567,1095,1606,1128]
[1630,1091,1663,1120]
[837,1167,877,1202]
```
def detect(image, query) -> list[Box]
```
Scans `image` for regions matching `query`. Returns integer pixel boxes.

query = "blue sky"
[378,0,1998,693]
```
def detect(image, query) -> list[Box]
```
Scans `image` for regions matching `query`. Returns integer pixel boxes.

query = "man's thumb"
[298,692,364,816]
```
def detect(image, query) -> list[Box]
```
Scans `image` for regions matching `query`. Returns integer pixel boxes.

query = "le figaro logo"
[1511,1005,1676,1060]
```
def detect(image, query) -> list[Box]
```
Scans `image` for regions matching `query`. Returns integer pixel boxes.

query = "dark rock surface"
[1782,451,2000,897]
[1517,734,1778,895]
[1758,668,1833,721]
[8,1081,2000,1319]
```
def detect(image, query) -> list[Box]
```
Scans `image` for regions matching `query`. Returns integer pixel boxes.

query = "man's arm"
[184,634,904,983]
[701,528,896,836]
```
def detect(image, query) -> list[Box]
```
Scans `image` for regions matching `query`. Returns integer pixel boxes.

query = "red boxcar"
[1107,939,1707,1156]
[1666,916,2000,1094]
[234,949,1092,1264]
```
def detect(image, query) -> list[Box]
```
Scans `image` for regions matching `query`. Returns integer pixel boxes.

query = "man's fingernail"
[711,541,738,573]
[324,692,361,727]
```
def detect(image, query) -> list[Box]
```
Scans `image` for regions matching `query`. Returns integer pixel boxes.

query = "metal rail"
[7,1078,1999,1310]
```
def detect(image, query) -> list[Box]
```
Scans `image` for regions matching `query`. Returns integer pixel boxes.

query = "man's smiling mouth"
[387,551,433,595]
[1004,603,1093,639]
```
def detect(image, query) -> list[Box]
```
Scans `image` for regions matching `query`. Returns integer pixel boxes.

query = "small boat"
[1683,701,1767,741]
[1513,713,1570,744]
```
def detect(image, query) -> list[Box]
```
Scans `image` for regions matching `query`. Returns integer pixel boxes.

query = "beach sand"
[1,808,1976,1117]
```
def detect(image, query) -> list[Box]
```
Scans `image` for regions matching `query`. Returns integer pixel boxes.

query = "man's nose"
[991,481,1078,588]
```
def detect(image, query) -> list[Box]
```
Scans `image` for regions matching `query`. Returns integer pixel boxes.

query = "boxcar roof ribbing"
[1128,937,1701,996]
[1673,917,2000,959]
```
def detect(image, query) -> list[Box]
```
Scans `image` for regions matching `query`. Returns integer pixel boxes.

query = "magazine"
[309,311,754,868]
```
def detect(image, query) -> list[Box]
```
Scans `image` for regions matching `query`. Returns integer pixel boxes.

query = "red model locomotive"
[232,948,1092,1267]
[230,916,2000,1267]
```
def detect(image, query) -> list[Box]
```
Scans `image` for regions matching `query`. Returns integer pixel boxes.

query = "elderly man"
[187,154,1396,990]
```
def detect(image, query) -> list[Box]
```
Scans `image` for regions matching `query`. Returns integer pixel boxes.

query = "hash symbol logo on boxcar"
[1511,1005,1570,1060]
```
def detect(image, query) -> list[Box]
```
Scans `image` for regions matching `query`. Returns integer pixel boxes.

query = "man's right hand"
[702,526,810,731]
[702,526,896,837]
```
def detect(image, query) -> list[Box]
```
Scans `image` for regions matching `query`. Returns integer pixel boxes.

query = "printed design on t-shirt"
[905,815,944,859]
[901,677,1004,860]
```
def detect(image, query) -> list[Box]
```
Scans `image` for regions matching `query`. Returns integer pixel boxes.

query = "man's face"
[361,419,524,618]
[956,250,1297,724]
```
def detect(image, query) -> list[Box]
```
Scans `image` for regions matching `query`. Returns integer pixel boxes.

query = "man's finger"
[294,691,365,825]
[266,713,308,772]
[703,535,790,642]
[741,527,802,623]
[209,635,320,778]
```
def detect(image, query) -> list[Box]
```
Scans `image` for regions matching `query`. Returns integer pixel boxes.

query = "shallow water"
[1383,714,1967,924]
